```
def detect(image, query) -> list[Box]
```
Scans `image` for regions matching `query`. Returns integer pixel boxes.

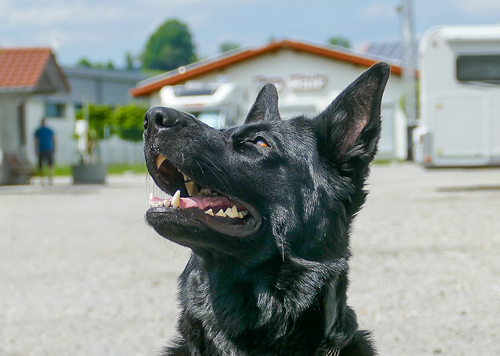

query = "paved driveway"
[1,164,499,355]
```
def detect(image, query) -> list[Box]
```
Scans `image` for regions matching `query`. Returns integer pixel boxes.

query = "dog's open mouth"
[147,154,262,237]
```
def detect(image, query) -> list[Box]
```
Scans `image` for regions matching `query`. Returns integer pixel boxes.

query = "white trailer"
[414,25,500,167]
[159,82,248,128]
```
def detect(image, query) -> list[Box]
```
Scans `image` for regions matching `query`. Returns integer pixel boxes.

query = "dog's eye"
[238,136,270,148]
[255,138,269,148]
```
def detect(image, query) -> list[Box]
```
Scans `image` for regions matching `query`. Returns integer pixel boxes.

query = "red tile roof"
[0,48,66,91]
[131,39,404,97]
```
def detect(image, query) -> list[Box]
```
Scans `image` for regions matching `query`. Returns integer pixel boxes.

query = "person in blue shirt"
[34,118,56,185]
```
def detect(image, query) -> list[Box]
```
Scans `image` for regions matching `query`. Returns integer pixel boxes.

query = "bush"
[75,104,114,141]
[112,103,149,142]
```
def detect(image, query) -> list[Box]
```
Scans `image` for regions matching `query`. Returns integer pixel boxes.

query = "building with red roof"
[0,47,69,184]
[0,48,69,94]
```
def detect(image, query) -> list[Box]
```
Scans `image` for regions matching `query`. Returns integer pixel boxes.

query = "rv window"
[174,87,218,96]
[195,111,224,129]
[457,55,500,82]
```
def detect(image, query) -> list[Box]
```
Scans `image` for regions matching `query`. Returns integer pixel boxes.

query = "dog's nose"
[144,107,180,130]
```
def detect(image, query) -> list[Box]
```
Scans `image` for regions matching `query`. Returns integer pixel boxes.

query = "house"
[28,66,149,166]
[0,47,151,185]
[0,48,69,184]
[131,39,409,160]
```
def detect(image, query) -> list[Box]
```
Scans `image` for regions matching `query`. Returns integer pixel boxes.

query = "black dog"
[143,63,390,355]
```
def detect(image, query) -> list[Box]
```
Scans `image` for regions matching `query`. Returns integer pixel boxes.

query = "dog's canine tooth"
[171,190,181,208]
[185,181,198,197]
[204,209,214,216]
[156,154,167,170]
[215,209,226,217]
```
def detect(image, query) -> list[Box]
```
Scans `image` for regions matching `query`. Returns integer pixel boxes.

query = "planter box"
[72,163,106,184]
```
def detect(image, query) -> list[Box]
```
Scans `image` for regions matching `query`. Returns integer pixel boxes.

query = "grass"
[35,163,148,177]
[106,163,148,175]
[42,160,400,177]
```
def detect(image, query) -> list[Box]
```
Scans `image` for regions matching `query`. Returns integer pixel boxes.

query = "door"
[432,94,489,165]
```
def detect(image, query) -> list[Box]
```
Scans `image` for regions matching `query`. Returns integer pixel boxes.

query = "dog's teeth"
[231,205,239,218]
[185,181,198,196]
[199,188,212,196]
[215,209,226,217]
[241,210,248,217]
[204,209,214,216]
[164,200,170,207]
[183,174,189,182]
[224,206,239,218]
[171,190,181,208]
[156,154,167,170]
[238,211,244,219]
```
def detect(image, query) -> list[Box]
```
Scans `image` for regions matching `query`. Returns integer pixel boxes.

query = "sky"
[1,0,500,68]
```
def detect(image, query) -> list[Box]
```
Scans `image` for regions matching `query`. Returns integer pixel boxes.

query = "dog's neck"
[178,252,358,354]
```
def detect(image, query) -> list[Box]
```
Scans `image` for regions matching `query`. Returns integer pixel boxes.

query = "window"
[74,103,83,113]
[457,55,500,82]
[174,86,218,96]
[190,110,224,129]
[45,103,66,118]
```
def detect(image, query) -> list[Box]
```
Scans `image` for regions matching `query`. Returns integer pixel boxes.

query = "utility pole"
[397,0,417,160]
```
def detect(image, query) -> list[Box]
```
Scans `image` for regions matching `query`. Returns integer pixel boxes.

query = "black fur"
[143,63,390,355]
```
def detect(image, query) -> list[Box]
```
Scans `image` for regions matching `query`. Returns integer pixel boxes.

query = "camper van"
[160,82,248,129]
[414,25,500,167]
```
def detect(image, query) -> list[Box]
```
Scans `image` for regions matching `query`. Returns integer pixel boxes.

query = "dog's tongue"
[150,194,241,210]
[179,196,238,210]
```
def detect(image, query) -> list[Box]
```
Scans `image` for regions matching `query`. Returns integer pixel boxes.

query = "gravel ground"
[0,164,499,356]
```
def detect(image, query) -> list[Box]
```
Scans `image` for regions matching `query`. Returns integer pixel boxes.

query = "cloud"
[456,0,500,16]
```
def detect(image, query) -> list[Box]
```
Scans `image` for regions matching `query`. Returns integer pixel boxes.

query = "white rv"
[414,25,500,167]
[160,82,248,128]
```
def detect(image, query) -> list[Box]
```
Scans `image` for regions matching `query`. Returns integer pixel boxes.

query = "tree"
[76,57,93,68]
[104,61,115,70]
[76,57,116,70]
[75,104,114,162]
[125,52,135,71]
[142,18,197,71]
[219,41,241,53]
[328,36,351,49]
[112,103,149,142]
[75,104,114,141]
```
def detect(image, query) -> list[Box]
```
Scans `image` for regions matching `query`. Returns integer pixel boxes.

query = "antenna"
[397,0,418,159]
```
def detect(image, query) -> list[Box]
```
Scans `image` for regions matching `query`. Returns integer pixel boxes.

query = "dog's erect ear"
[314,62,390,163]
[245,83,281,124]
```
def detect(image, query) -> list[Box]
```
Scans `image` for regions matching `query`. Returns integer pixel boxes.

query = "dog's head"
[143,63,389,260]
